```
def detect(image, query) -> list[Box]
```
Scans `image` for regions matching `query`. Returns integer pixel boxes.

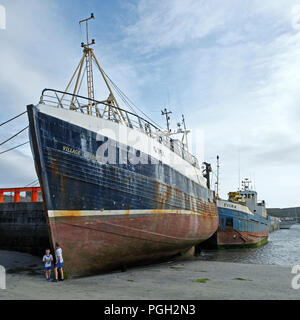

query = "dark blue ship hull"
[29,106,215,211]
[27,104,218,275]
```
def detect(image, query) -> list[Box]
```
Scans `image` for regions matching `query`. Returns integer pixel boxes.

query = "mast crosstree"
[60,13,127,125]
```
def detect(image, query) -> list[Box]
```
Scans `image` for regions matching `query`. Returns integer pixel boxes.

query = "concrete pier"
[0,250,297,300]
[267,207,300,222]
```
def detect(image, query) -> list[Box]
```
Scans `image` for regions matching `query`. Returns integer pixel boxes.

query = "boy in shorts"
[53,243,64,282]
[42,249,53,281]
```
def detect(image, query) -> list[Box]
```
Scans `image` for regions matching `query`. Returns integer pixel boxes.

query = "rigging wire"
[25,178,39,187]
[0,111,27,127]
[0,141,29,155]
[91,57,131,109]
[0,126,29,147]
[108,80,138,114]
[100,68,163,130]
[107,72,163,129]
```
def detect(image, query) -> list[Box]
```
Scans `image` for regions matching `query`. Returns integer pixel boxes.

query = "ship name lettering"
[224,203,236,209]
[86,153,97,161]
[63,146,81,155]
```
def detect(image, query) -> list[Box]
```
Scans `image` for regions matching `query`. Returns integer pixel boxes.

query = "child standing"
[42,249,53,281]
[53,243,64,282]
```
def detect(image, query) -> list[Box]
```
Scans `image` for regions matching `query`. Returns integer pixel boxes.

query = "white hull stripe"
[48,209,212,218]
[217,199,253,215]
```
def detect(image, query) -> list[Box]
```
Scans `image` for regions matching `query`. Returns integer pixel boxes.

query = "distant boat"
[26,14,218,276]
[279,218,297,229]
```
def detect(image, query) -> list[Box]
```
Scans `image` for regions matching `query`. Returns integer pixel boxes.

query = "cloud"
[291,5,300,30]
[124,0,226,54]
[0,0,79,187]
[120,0,300,207]
[123,0,298,54]
[0,148,36,187]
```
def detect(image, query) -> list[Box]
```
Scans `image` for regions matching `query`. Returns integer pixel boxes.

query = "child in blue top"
[42,249,53,281]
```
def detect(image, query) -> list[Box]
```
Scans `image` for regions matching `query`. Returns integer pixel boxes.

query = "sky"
[0,0,300,208]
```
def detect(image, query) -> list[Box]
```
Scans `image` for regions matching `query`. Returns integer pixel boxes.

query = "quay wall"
[267,207,300,222]
[0,202,50,256]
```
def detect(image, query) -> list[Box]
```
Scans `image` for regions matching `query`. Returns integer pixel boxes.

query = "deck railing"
[39,89,200,169]
[0,187,42,203]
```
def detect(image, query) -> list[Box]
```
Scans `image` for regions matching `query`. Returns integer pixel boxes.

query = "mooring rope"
[0,111,27,127]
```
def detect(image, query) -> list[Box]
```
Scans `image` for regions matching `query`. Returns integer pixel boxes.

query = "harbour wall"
[0,202,50,256]
[267,207,300,222]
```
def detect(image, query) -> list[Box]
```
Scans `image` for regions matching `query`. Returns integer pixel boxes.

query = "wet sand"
[0,250,298,300]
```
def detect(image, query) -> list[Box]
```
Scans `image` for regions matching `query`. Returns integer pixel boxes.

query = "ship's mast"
[202,162,212,189]
[161,108,172,132]
[216,155,220,199]
[80,13,95,112]
[60,13,127,125]
[181,114,189,152]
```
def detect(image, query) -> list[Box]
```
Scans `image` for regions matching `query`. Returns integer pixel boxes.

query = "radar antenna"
[241,178,252,191]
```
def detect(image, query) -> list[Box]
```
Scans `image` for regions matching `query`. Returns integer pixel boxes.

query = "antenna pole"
[79,13,96,114]
[161,108,172,132]
[79,13,95,47]
[216,155,220,199]
[181,114,189,152]
[238,148,241,191]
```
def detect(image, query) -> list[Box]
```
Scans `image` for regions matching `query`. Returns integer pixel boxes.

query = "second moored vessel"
[206,177,270,249]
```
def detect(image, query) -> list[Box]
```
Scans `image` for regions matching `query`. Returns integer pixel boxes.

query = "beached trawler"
[27,14,218,276]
